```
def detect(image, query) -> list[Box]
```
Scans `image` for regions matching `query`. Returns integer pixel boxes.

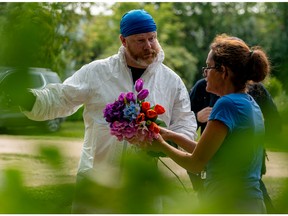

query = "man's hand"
[197,107,212,123]
[0,68,36,111]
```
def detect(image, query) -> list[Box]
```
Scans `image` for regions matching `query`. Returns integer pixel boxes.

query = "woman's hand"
[149,134,166,152]
[159,127,174,141]
[125,137,150,148]
[125,127,175,155]
[130,133,165,153]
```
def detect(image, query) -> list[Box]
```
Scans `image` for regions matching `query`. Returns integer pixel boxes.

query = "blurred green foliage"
[0,2,288,214]
[2,2,288,91]
[38,145,64,169]
[0,168,73,213]
[72,153,177,213]
[264,76,283,98]
[1,2,288,112]
[0,2,97,78]
[0,121,287,213]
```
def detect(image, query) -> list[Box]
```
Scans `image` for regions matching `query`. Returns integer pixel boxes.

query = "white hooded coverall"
[24,46,197,184]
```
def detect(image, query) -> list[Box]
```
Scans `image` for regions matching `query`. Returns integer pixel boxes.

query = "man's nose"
[143,40,152,49]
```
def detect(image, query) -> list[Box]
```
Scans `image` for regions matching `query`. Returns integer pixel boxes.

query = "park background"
[0,2,287,213]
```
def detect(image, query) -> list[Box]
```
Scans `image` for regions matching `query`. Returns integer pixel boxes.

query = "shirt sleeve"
[169,78,198,140]
[209,96,236,133]
[23,66,91,121]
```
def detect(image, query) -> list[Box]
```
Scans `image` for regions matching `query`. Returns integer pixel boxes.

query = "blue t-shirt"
[203,93,265,202]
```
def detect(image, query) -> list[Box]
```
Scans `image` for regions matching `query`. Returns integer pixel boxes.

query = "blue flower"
[123,101,140,121]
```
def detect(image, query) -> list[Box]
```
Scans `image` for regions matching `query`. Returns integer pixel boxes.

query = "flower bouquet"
[103,78,166,147]
[103,79,187,188]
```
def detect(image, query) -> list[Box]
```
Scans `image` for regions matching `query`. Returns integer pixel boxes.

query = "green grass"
[45,120,85,138]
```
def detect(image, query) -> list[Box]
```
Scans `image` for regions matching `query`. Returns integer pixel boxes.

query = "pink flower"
[110,121,138,141]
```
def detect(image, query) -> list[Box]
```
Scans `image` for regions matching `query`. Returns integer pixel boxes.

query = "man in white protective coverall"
[20,9,197,213]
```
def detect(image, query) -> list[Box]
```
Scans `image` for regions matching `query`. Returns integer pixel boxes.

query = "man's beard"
[126,42,161,68]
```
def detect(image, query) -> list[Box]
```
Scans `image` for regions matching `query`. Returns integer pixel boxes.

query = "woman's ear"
[221,65,229,79]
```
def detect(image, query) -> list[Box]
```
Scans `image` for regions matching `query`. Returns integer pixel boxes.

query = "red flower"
[149,122,160,134]
[141,101,150,113]
[146,109,158,119]
[136,113,145,124]
[154,104,165,114]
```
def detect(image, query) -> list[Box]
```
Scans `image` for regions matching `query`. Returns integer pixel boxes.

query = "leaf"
[154,119,167,127]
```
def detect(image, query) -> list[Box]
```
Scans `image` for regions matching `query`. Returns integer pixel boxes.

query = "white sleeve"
[169,79,198,140]
[23,67,91,121]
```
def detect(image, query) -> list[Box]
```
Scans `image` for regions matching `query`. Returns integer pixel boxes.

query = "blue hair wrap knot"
[120,9,157,37]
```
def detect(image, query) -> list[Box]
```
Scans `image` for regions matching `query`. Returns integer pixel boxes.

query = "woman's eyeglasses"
[202,66,218,73]
[202,65,221,77]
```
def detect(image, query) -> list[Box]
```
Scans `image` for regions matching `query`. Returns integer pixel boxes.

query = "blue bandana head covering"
[120,9,157,37]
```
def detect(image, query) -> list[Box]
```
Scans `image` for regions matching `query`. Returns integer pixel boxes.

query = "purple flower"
[137,89,149,101]
[103,77,165,145]
[135,78,144,92]
[118,93,126,102]
[126,92,136,103]
[103,100,125,123]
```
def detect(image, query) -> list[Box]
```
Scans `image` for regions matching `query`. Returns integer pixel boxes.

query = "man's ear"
[120,35,126,47]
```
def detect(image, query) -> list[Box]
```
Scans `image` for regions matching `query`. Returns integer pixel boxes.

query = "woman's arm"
[150,119,228,174]
[160,127,197,153]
